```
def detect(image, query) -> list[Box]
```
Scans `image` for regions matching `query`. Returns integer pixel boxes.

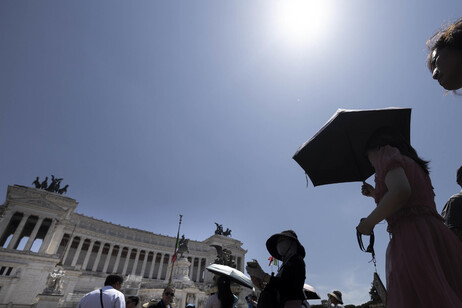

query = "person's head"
[126,296,140,308]
[276,236,297,258]
[327,290,343,305]
[427,18,462,91]
[216,276,235,308]
[162,286,175,305]
[186,303,195,308]
[456,166,462,188]
[266,230,306,261]
[104,274,124,290]
[365,127,429,175]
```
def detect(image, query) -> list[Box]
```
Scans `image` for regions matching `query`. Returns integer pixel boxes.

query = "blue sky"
[1,0,461,305]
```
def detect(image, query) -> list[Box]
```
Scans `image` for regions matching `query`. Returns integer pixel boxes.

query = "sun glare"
[271,0,332,48]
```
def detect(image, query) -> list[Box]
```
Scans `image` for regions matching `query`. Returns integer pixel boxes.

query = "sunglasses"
[164,292,175,297]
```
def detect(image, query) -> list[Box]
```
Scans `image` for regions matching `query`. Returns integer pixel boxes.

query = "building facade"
[0,185,249,307]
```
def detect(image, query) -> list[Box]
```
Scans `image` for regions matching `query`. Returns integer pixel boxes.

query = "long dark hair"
[365,127,430,174]
[216,276,234,308]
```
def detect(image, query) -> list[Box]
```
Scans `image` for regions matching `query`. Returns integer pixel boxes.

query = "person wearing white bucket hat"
[327,290,344,308]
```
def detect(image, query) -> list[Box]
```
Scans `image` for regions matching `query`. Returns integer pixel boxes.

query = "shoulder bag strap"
[100,289,104,308]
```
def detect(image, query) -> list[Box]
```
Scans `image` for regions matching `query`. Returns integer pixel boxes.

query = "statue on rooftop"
[214,223,231,237]
[32,176,69,194]
[214,223,223,235]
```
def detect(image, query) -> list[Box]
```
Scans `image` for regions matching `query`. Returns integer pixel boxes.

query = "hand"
[361,182,375,198]
[246,262,267,281]
[250,276,265,290]
[356,218,374,235]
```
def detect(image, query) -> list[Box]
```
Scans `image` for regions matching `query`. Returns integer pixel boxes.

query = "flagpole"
[168,214,182,285]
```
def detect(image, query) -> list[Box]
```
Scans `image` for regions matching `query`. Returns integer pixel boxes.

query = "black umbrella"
[293,108,411,186]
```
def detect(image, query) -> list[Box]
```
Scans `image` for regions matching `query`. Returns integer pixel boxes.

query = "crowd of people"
[75,17,462,308]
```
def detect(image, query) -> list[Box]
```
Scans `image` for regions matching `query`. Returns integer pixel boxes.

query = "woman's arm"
[357,167,411,235]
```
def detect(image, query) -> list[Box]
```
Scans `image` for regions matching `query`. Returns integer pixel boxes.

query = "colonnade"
[0,211,55,253]
[56,233,207,282]
[0,211,220,283]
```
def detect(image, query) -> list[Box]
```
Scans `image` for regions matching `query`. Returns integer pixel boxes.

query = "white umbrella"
[303,284,321,300]
[206,264,253,289]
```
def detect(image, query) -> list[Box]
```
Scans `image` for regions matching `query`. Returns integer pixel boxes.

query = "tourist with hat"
[246,230,306,308]
[327,290,344,308]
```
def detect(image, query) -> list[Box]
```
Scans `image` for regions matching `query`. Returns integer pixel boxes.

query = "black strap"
[356,221,376,270]
[100,289,104,308]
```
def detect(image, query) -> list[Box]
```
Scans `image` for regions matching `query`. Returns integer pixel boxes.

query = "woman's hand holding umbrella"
[361,182,375,199]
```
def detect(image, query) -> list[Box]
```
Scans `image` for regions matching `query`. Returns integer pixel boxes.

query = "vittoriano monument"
[0,184,249,307]
[32,175,69,194]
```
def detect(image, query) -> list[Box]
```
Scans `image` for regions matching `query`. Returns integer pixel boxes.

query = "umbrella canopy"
[206,264,253,289]
[293,107,411,186]
[303,283,321,300]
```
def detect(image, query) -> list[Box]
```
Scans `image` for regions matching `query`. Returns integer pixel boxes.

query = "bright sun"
[271,0,332,48]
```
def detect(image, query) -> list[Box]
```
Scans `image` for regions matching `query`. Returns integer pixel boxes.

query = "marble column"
[40,220,59,254]
[7,214,29,249]
[166,254,173,280]
[0,210,15,241]
[62,236,75,265]
[71,237,85,266]
[112,247,123,274]
[131,249,141,275]
[82,240,95,270]
[103,244,114,273]
[140,251,148,277]
[92,242,104,272]
[149,252,156,279]
[24,217,44,251]
[157,253,165,279]
[188,258,194,280]
[193,258,200,281]
[122,248,132,275]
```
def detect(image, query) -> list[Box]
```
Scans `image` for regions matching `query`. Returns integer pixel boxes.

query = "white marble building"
[0,185,249,308]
